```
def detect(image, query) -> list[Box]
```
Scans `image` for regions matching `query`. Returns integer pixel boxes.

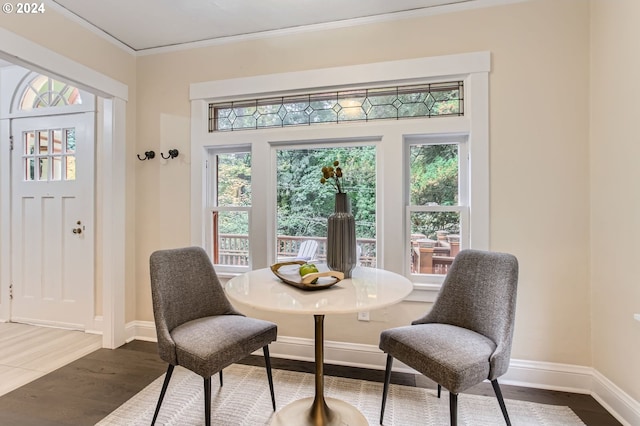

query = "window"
[20,75,82,111]
[208,148,252,272]
[210,81,463,131]
[192,52,490,296]
[406,137,469,282]
[22,128,76,181]
[275,145,376,266]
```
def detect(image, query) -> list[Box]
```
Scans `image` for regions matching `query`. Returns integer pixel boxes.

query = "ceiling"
[50,0,477,52]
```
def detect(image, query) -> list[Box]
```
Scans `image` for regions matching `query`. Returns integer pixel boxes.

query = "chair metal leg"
[380,355,393,425]
[151,364,174,426]
[449,392,458,426]
[437,384,442,398]
[219,370,223,387]
[204,376,212,426]
[263,345,276,411]
[491,379,512,426]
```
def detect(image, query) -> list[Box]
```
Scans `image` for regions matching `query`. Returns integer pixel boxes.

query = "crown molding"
[44,0,137,56]
[46,0,527,57]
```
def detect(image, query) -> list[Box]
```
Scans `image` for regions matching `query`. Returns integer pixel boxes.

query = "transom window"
[209,81,463,132]
[19,75,82,111]
[22,128,76,181]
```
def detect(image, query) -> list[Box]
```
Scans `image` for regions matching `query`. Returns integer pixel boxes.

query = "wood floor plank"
[0,323,101,395]
[0,342,167,425]
[0,364,44,397]
[15,333,102,371]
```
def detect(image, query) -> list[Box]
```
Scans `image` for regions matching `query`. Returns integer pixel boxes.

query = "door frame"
[0,27,128,349]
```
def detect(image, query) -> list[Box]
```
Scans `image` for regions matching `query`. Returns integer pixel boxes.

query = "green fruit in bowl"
[299,263,319,283]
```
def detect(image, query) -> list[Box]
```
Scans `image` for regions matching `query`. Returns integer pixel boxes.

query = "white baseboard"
[501,359,593,394]
[126,320,157,342]
[88,315,103,335]
[591,369,640,426]
[127,320,638,425]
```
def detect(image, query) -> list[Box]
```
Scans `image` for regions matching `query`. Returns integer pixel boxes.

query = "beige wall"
[2,0,638,404]
[590,0,640,402]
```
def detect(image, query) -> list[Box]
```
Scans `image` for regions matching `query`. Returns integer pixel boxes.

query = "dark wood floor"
[0,340,621,425]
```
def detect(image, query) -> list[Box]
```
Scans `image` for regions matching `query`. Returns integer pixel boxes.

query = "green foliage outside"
[215,144,460,241]
[276,146,376,239]
[216,153,251,234]
[409,144,460,239]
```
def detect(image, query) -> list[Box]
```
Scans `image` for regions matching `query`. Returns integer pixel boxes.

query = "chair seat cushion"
[171,315,277,378]
[379,323,496,393]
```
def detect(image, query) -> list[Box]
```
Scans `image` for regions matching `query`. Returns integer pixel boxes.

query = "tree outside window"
[408,141,468,276]
[276,145,376,265]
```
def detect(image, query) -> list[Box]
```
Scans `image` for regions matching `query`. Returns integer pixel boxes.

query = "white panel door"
[10,113,94,330]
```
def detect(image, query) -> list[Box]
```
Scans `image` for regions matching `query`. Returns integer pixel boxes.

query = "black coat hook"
[161,149,179,159]
[137,151,155,161]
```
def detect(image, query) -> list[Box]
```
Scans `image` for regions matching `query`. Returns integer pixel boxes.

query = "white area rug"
[97,364,585,425]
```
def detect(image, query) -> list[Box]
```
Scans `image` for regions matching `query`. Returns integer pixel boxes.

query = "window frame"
[6,70,94,118]
[405,135,470,284]
[206,145,253,274]
[270,139,379,266]
[191,52,490,301]
[208,80,464,131]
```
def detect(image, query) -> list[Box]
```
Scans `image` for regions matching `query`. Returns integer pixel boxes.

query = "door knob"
[73,220,84,234]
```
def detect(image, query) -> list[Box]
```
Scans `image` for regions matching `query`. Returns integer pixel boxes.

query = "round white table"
[225,265,413,426]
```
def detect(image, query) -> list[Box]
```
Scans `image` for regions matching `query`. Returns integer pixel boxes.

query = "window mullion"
[409,205,465,213]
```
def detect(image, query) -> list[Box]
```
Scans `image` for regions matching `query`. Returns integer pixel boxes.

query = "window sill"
[405,282,441,303]
[216,271,244,280]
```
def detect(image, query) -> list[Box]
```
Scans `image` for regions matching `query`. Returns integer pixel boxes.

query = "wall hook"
[137,151,155,161]
[161,149,179,159]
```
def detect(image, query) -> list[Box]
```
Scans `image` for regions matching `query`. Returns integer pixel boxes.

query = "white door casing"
[0,27,129,348]
[10,113,95,330]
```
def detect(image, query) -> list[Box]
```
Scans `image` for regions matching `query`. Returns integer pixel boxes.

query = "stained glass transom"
[19,75,82,111]
[209,81,463,132]
[22,128,76,181]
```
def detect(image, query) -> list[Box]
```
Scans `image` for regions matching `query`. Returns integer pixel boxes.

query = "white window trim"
[405,135,470,284]
[190,52,490,301]
[270,139,379,266]
[207,206,252,274]
[1,67,96,118]
[205,145,253,274]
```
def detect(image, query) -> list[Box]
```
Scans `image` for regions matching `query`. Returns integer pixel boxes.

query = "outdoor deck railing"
[216,234,377,267]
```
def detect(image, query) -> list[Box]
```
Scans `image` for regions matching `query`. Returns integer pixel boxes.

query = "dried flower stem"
[320,160,345,194]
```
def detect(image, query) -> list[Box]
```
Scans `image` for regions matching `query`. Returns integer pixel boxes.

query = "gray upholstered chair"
[149,246,278,426]
[379,249,519,426]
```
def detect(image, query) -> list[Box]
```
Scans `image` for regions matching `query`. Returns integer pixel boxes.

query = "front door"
[10,113,94,330]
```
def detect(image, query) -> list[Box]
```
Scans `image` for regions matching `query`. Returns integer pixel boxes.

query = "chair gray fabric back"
[413,249,519,379]
[149,246,241,365]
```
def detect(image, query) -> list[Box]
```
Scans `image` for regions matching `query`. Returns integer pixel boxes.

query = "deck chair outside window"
[296,240,318,260]
[280,240,318,261]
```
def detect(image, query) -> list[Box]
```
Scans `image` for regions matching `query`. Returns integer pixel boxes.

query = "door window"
[22,128,76,181]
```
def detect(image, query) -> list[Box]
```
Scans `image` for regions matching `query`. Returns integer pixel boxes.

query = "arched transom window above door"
[19,74,82,111]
